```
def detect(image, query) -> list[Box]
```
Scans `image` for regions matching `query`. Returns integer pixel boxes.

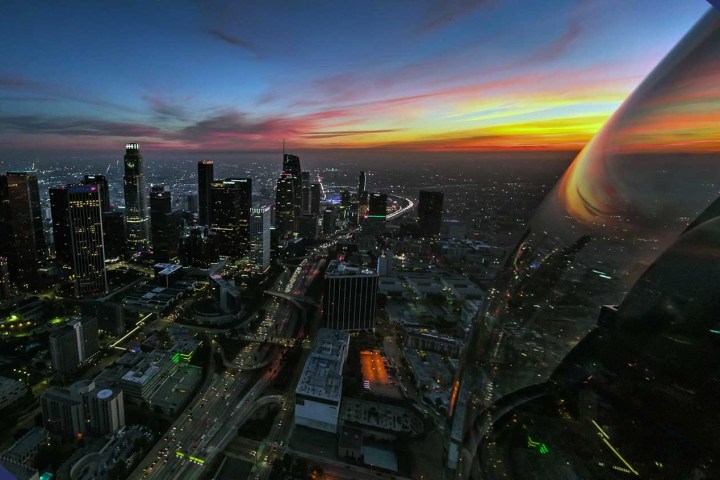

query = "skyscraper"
[51,185,108,297]
[68,185,107,297]
[323,206,336,236]
[82,174,111,212]
[101,211,125,260]
[301,171,311,214]
[150,185,174,261]
[310,183,322,215]
[366,192,387,234]
[275,172,296,238]
[323,260,378,331]
[249,205,272,273]
[0,172,46,289]
[50,186,72,265]
[210,178,252,257]
[123,143,149,252]
[358,171,367,196]
[418,190,444,237]
[197,160,214,226]
[282,154,302,222]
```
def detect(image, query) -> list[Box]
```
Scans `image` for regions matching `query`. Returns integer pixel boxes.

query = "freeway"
[130,256,321,480]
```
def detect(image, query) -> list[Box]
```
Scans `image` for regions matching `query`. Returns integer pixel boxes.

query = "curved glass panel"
[449,7,720,479]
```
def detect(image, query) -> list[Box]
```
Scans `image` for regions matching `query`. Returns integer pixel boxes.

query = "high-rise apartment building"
[123,143,149,252]
[49,317,99,376]
[418,190,444,237]
[0,172,46,289]
[250,205,272,273]
[42,380,125,438]
[210,178,252,257]
[197,160,214,226]
[323,261,378,331]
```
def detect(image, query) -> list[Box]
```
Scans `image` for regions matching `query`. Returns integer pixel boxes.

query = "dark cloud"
[143,96,189,122]
[420,0,494,33]
[0,75,43,90]
[0,114,161,138]
[302,129,401,139]
[209,28,257,54]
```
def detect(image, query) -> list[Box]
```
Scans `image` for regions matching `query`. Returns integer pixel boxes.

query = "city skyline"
[0,1,710,156]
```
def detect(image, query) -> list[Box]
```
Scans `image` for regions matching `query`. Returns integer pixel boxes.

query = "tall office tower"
[101,211,125,260]
[0,257,9,299]
[0,172,46,289]
[323,206,336,236]
[282,153,302,220]
[282,153,302,178]
[417,190,444,237]
[310,183,322,215]
[82,175,111,212]
[210,178,252,257]
[49,317,99,376]
[323,260,379,331]
[197,160,214,226]
[68,185,107,297]
[150,185,173,261]
[81,300,125,338]
[49,186,72,265]
[180,226,218,267]
[186,193,198,214]
[301,171,311,214]
[299,214,319,242]
[358,171,367,196]
[366,192,388,234]
[275,172,296,238]
[123,143,149,252]
[340,190,351,222]
[51,185,108,296]
[249,205,272,273]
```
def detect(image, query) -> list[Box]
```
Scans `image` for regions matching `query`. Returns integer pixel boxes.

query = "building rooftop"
[5,426,47,458]
[326,260,377,278]
[295,329,349,403]
[338,426,363,452]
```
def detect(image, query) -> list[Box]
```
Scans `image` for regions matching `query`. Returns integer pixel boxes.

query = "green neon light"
[176,451,185,458]
[527,436,549,455]
[172,353,180,363]
[367,215,386,218]
[710,329,720,335]
[189,456,205,464]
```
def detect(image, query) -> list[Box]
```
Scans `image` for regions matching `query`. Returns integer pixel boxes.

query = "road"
[130,257,322,480]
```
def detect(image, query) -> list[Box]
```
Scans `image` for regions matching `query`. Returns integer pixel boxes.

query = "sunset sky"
[0,1,711,155]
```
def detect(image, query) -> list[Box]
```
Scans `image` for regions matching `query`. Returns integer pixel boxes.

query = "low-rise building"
[0,376,27,409]
[295,329,349,433]
[0,427,47,469]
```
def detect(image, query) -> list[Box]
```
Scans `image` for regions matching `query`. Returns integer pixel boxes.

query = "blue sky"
[0,0,711,154]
